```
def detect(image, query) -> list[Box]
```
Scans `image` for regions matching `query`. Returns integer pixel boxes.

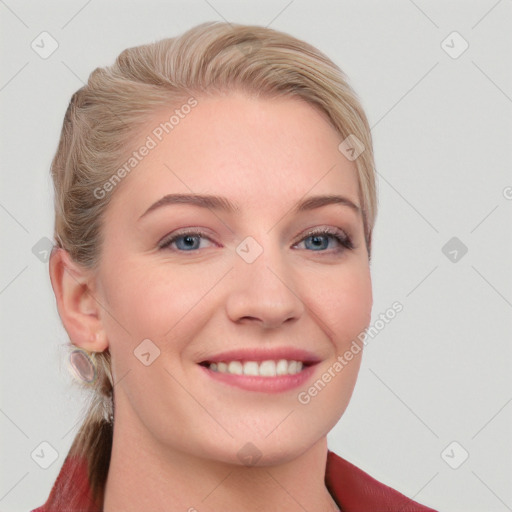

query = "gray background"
[1,1,511,511]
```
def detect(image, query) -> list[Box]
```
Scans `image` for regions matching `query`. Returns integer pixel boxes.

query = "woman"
[33,21,437,512]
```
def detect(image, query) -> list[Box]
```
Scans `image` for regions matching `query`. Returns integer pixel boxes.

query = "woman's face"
[94,92,372,465]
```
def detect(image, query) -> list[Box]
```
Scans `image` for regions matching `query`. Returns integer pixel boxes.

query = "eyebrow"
[138,193,360,220]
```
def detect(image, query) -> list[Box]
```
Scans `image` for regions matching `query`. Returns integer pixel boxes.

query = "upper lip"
[199,347,322,365]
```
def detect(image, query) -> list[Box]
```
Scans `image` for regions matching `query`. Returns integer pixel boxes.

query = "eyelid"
[296,225,348,241]
[158,225,354,252]
[293,226,354,250]
[157,227,216,248]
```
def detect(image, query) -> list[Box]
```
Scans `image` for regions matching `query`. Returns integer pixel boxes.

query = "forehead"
[107,92,360,220]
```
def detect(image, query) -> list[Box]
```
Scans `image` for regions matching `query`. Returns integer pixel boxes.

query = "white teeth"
[243,361,259,376]
[288,361,299,374]
[208,359,304,377]
[228,361,243,375]
[276,359,289,375]
[259,360,276,377]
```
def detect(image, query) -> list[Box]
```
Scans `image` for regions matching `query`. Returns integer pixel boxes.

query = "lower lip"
[198,364,318,393]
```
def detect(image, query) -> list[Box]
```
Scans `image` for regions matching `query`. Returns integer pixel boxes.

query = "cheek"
[97,259,221,359]
[307,261,372,348]
[294,264,371,433]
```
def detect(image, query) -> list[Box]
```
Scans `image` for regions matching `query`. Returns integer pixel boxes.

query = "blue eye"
[158,227,354,253]
[295,228,354,252]
[159,231,212,251]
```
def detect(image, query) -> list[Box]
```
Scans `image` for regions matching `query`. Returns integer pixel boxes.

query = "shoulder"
[325,450,438,511]
[30,455,100,512]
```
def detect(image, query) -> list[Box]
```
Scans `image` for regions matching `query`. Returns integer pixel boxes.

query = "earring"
[69,347,98,383]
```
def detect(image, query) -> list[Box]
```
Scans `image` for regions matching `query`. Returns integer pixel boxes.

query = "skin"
[49,91,373,512]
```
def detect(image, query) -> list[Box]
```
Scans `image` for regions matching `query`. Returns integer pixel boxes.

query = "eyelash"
[158,227,354,254]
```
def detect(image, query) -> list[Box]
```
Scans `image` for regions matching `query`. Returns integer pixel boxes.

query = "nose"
[225,241,305,329]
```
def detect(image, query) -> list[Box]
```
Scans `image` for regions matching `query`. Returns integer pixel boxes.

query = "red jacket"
[32,450,437,511]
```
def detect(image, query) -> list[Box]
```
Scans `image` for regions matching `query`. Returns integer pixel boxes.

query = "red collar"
[325,450,437,511]
[32,450,437,511]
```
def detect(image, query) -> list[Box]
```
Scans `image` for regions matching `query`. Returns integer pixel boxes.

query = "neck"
[103,419,339,512]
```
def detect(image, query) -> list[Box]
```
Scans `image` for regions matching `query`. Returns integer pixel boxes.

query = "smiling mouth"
[199,359,315,377]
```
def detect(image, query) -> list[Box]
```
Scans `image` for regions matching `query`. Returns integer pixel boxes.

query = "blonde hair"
[50,21,377,509]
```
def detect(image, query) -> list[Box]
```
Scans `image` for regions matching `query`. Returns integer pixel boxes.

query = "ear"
[49,247,108,353]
